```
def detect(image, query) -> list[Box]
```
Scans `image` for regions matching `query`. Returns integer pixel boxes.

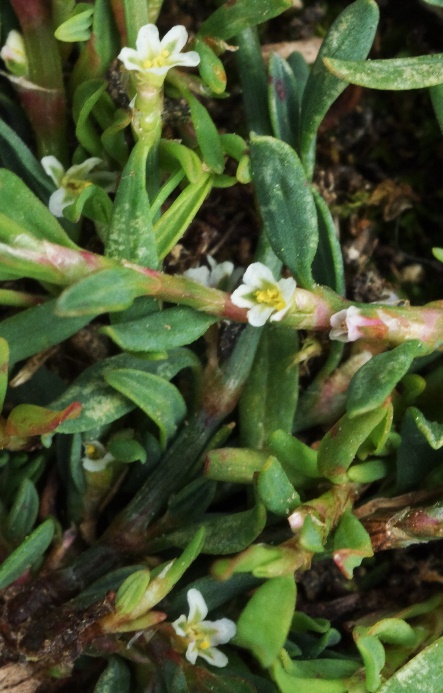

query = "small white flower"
[184,256,235,289]
[118,24,200,85]
[329,305,398,343]
[82,440,115,473]
[172,588,236,667]
[0,30,28,77]
[230,262,297,327]
[41,156,118,217]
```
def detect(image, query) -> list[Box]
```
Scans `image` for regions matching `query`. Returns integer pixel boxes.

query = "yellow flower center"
[85,443,100,459]
[254,287,285,311]
[143,49,170,69]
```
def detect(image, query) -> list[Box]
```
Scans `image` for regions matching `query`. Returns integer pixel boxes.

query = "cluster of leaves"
[1,0,443,691]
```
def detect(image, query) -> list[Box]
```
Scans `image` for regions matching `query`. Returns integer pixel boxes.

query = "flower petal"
[183,266,211,286]
[171,51,200,68]
[117,47,142,71]
[161,25,189,54]
[279,276,297,304]
[199,646,229,667]
[67,157,103,179]
[187,588,208,622]
[202,618,237,646]
[230,285,255,309]
[171,615,187,638]
[247,304,274,327]
[185,641,199,665]
[41,155,65,186]
[242,262,276,289]
[136,24,161,59]
[48,187,73,217]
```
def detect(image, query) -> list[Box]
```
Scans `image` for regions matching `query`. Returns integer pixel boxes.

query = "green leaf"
[396,407,443,493]
[65,183,113,225]
[250,135,318,288]
[318,406,389,483]
[205,448,269,484]
[154,174,213,259]
[0,518,55,590]
[257,456,300,516]
[49,351,197,434]
[0,119,54,201]
[6,402,81,437]
[333,510,373,579]
[102,306,217,352]
[104,368,186,448]
[299,0,379,172]
[239,326,299,448]
[369,619,416,646]
[158,139,203,184]
[379,635,443,692]
[0,170,77,248]
[0,299,93,367]
[54,3,93,42]
[0,338,9,411]
[407,407,443,449]
[116,569,151,615]
[236,576,296,668]
[234,27,272,136]
[182,92,225,173]
[199,0,292,41]
[56,268,148,317]
[195,37,227,94]
[324,54,443,90]
[94,655,131,693]
[73,79,108,157]
[355,634,385,693]
[107,141,158,268]
[6,479,39,543]
[107,438,147,464]
[268,429,319,484]
[268,52,300,149]
[347,341,422,418]
[311,189,345,294]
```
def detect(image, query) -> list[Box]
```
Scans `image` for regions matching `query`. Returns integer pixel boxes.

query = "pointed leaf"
[268,52,300,149]
[6,479,39,543]
[0,519,55,590]
[324,54,443,90]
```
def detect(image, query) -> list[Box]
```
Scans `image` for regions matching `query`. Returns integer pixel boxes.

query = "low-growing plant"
[1,0,443,690]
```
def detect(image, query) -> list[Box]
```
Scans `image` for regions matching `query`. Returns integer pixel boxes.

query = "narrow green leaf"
[407,407,443,449]
[312,189,345,294]
[0,299,93,367]
[250,135,318,288]
[237,576,296,668]
[50,351,197,434]
[379,636,443,692]
[324,54,443,90]
[6,479,39,543]
[347,341,422,418]
[0,170,77,248]
[158,139,203,183]
[355,634,385,693]
[318,406,388,483]
[73,79,108,157]
[102,306,217,352]
[0,338,9,411]
[183,92,225,173]
[258,456,300,516]
[268,53,300,149]
[56,268,148,317]
[0,518,55,590]
[104,368,186,448]
[54,4,93,42]
[199,0,292,41]
[94,655,131,693]
[195,37,227,94]
[299,0,379,171]
[234,27,272,136]
[107,141,158,268]
[0,119,54,200]
[154,174,213,259]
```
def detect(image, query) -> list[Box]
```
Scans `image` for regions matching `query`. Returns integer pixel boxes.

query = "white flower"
[184,256,235,289]
[230,262,297,327]
[172,588,236,667]
[0,30,28,77]
[329,305,398,342]
[118,24,200,85]
[41,156,118,217]
[82,440,115,473]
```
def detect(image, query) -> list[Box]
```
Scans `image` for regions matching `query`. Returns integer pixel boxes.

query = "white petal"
[230,285,255,309]
[270,304,290,322]
[136,24,161,59]
[67,157,102,179]
[117,47,143,71]
[41,155,65,186]
[209,261,234,288]
[199,646,228,667]
[242,262,276,289]
[202,618,236,646]
[170,51,200,68]
[329,309,348,330]
[171,615,187,638]
[183,266,210,286]
[161,25,188,55]
[279,276,297,304]
[82,455,110,472]
[185,641,199,665]
[247,304,274,327]
[329,327,350,342]
[48,187,73,217]
[187,588,208,622]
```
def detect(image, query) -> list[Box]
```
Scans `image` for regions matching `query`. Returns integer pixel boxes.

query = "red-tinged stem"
[9,0,67,162]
